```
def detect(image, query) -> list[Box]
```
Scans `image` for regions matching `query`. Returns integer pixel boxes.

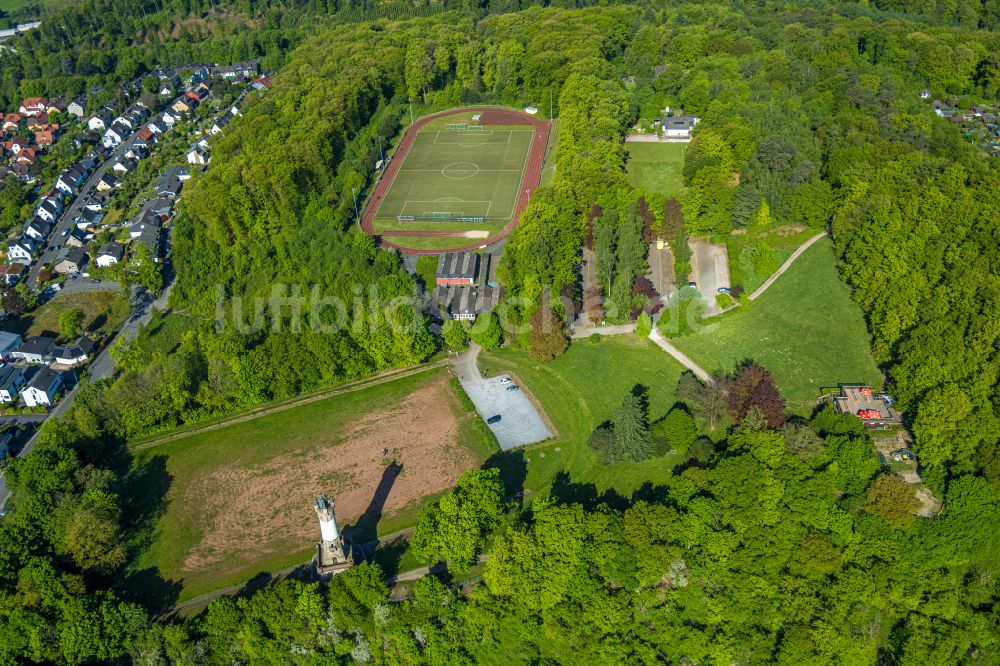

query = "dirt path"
[649,327,714,385]
[748,231,828,301]
[360,106,551,256]
[131,362,447,451]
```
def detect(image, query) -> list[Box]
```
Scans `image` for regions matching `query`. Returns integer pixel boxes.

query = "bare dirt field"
[132,368,495,600]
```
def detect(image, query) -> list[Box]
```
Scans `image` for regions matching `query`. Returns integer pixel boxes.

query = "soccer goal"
[443,123,467,131]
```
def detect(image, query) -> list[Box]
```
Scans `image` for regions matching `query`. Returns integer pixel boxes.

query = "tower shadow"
[348,459,403,547]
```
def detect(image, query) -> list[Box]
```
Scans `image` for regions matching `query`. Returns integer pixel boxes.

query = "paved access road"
[451,343,551,450]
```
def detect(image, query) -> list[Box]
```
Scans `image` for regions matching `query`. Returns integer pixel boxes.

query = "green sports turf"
[625,142,686,197]
[375,126,533,223]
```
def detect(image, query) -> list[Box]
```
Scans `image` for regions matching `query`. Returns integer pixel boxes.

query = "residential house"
[662,115,699,139]
[12,336,56,364]
[20,367,62,407]
[132,224,162,262]
[87,108,114,132]
[0,365,26,403]
[36,197,62,223]
[67,96,86,118]
[96,242,125,267]
[102,121,130,148]
[74,208,102,231]
[2,114,21,131]
[160,109,180,126]
[146,119,168,135]
[25,114,49,130]
[171,97,193,114]
[18,97,47,117]
[96,172,118,192]
[7,237,36,264]
[65,228,92,248]
[186,145,209,165]
[56,165,86,195]
[252,74,272,90]
[0,263,26,286]
[46,98,65,115]
[14,148,37,165]
[0,332,23,360]
[210,113,232,135]
[54,247,88,274]
[8,136,29,154]
[164,165,191,182]
[158,83,174,97]
[134,127,155,150]
[0,365,28,402]
[112,157,138,174]
[34,130,56,147]
[24,216,51,242]
[83,192,108,212]
[53,337,94,366]
[213,60,259,79]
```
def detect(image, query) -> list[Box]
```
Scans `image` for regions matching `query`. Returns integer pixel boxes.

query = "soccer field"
[374,126,534,223]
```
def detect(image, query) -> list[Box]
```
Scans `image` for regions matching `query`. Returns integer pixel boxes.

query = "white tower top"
[315,494,340,543]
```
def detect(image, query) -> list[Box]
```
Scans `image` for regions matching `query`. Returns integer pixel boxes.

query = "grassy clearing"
[126,367,498,604]
[671,237,881,411]
[539,118,560,186]
[11,290,130,341]
[479,334,686,499]
[625,142,686,197]
[721,224,820,293]
[382,235,496,251]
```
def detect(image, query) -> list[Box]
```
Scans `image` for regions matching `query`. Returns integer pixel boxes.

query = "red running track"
[359,106,551,256]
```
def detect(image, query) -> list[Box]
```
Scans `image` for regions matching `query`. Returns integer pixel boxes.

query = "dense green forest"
[0,0,999,663]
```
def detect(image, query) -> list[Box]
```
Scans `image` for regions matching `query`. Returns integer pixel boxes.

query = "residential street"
[25,125,143,290]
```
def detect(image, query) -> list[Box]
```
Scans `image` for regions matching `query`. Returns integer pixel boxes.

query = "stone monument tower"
[314,494,353,575]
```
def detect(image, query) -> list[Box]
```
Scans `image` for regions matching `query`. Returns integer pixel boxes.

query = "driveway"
[451,344,551,450]
[688,237,730,316]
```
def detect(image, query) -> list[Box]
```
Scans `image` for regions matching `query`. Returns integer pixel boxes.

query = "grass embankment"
[721,224,820,293]
[127,367,498,604]
[625,142,685,197]
[12,290,130,340]
[672,237,881,411]
[479,334,686,499]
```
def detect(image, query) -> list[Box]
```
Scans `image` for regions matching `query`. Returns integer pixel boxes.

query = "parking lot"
[452,346,552,451]
[688,237,730,315]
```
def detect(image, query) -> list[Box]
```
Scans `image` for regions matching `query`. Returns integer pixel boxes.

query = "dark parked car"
[506,385,520,392]
[486,415,502,424]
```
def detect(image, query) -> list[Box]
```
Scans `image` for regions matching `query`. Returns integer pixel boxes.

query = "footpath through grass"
[479,334,686,499]
[671,237,881,411]
[625,142,685,197]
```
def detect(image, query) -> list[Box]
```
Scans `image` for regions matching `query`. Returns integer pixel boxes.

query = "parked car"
[717,287,731,294]
[500,377,512,384]
[688,281,697,288]
[506,385,520,392]
[486,415,502,424]
[90,279,101,284]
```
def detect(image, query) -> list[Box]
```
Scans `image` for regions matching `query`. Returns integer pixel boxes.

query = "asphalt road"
[26,125,143,290]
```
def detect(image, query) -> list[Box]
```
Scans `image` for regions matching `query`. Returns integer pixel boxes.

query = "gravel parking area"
[453,346,552,450]
[689,238,730,315]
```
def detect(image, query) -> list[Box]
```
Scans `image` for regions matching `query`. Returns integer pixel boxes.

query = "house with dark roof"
[7,237,36,264]
[0,332,23,360]
[20,367,62,407]
[0,263,26,286]
[53,337,95,366]
[24,216,51,242]
[11,336,56,364]
[67,96,87,118]
[54,247,88,274]
[0,365,27,403]
[96,243,125,267]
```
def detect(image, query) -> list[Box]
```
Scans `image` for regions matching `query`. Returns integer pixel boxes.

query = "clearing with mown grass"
[671,237,881,410]
[625,142,686,197]
[478,335,686,498]
[128,368,497,603]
